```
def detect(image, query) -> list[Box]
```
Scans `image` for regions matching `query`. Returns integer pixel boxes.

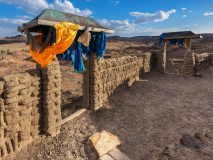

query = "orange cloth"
[29,22,80,68]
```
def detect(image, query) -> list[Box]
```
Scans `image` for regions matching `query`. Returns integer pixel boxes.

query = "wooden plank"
[187,39,192,52]
[163,40,166,53]
[17,19,114,34]
[86,54,90,108]
[99,154,115,160]
[109,148,131,160]
[61,108,87,125]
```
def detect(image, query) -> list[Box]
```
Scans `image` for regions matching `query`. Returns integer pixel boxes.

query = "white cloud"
[98,18,178,37]
[0,18,29,27]
[193,24,198,26]
[97,19,135,32]
[110,0,119,6]
[181,8,186,10]
[182,15,187,18]
[0,18,30,38]
[0,0,93,16]
[129,9,176,24]
[16,15,33,19]
[189,11,193,12]
[204,12,213,16]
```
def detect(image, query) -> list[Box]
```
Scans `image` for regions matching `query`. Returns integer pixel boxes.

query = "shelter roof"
[17,9,114,34]
[161,31,202,40]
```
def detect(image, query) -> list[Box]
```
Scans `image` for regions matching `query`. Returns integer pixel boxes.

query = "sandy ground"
[5,65,213,160]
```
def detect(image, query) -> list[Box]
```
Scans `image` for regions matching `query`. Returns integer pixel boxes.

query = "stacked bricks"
[156,51,166,73]
[84,52,152,111]
[40,59,61,137]
[184,52,195,76]
[0,71,42,159]
[143,53,152,73]
[209,53,213,65]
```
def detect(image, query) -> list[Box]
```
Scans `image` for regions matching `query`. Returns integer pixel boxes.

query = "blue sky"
[0,0,212,37]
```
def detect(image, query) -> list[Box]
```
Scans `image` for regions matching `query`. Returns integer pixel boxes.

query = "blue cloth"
[169,39,178,45]
[169,39,185,47]
[159,33,165,48]
[57,31,107,72]
[178,39,185,47]
[90,31,106,60]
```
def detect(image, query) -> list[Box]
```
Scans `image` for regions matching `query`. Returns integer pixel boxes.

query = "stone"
[88,130,121,157]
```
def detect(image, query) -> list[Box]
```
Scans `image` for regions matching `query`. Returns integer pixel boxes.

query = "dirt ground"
[1,35,213,160]
[5,65,213,160]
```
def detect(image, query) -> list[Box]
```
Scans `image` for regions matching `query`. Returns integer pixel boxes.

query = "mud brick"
[19,97,32,105]
[4,112,21,125]
[19,129,31,141]
[19,108,32,116]
[5,122,20,132]
[31,117,42,126]
[0,81,5,95]
[19,120,31,129]
[4,96,20,104]
[3,84,26,94]
[1,143,8,158]
[0,98,4,112]
[4,130,17,139]
[3,75,19,84]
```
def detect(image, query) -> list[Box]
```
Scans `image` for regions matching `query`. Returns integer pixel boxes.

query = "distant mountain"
[0,35,26,44]
[108,35,159,44]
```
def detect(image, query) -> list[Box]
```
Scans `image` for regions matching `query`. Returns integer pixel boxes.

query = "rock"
[180,134,201,148]
[88,130,121,157]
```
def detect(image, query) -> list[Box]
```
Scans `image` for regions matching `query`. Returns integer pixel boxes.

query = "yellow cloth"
[185,38,191,49]
[29,22,80,68]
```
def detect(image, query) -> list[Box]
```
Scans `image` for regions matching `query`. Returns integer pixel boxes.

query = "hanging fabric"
[159,33,165,48]
[24,25,52,54]
[77,29,91,47]
[169,39,185,47]
[57,33,87,72]
[57,31,107,72]
[178,39,185,47]
[29,22,80,68]
[169,39,178,45]
[184,38,191,49]
[90,31,106,59]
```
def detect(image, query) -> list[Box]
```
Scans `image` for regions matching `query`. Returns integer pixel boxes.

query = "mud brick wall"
[84,52,152,111]
[184,52,195,76]
[184,52,213,76]
[40,59,62,137]
[152,50,166,72]
[209,53,213,65]
[0,71,42,159]
[0,59,62,159]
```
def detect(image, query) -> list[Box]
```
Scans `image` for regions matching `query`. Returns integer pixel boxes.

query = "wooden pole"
[187,39,191,52]
[163,40,166,53]
[86,54,90,108]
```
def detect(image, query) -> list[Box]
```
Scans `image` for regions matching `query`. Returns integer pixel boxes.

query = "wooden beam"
[154,35,202,41]
[187,39,191,52]
[61,108,87,125]
[17,19,114,34]
[163,40,166,53]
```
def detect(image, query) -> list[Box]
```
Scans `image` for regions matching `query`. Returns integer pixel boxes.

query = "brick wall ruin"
[83,52,152,111]
[184,52,213,76]
[0,59,61,159]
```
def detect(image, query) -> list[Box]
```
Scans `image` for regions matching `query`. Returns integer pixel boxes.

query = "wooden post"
[163,40,166,53]
[86,55,90,108]
[187,39,191,52]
